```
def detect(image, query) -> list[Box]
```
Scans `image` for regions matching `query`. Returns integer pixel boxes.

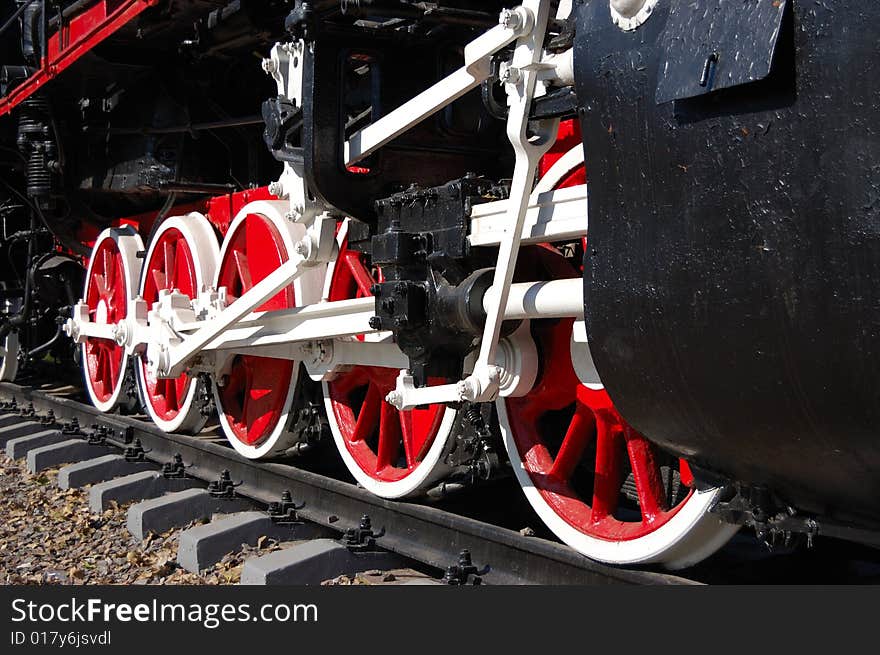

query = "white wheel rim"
[0,331,19,382]
[81,227,143,413]
[323,384,456,499]
[135,213,219,433]
[212,201,322,459]
[497,321,738,569]
[320,219,457,498]
[500,401,737,568]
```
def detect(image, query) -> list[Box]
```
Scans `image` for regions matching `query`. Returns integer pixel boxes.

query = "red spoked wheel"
[498,123,736,569]
[498,315,737,568]
[322,226,457,498]
[136,214,219,433]
[212,206,303,459]
[81,227,143,412]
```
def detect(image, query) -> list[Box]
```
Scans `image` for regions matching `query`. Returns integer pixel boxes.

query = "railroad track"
[0,380,689,586]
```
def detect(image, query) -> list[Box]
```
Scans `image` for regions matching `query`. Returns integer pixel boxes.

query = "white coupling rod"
[160,255,306,377]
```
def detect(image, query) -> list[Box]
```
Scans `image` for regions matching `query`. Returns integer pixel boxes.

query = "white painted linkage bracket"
[158,255,307,378]
[201,297,377,353]
[460,0,558,404]
[385,0,559,411]
[468,183,587,247]
[230,340,410,380]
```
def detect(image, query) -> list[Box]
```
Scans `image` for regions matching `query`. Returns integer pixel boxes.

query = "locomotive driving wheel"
[498,126,737,568]
[322,229,457,499]
[81,227,143,413]
[497,316,738,569]
[212,204,311,459]
[135,213,219,433]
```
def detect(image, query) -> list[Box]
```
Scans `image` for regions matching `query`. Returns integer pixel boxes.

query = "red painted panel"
[0,1,160,117]
[205,186,276,236]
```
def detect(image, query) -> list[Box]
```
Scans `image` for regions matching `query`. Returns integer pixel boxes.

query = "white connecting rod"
[186,278,582,356]
[485,277,583,321]
[144,275,582,380]
[345,6,534,165]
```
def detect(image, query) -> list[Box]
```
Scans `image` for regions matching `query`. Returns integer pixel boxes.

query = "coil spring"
[18,94,55,200]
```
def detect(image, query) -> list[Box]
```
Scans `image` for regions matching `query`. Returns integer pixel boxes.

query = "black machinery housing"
[573,0,880,525]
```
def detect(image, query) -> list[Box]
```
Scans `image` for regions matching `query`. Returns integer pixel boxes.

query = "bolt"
[262,58,277,75]
[268,181,283,197]
[499,8,523,31]
[114,321,128,347]
[285,204,304,222]
[500,64,522,85]
[385,390,403,409]
[368,316,383,330]
[457,378,478,402]
[294,240,309,257]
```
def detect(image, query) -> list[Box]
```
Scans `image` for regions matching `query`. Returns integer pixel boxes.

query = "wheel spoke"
[242,363,275,438]
[93,274,110,301]
[107,350,119,390]
[399,411,415,468]
[353,384,382,442]
[95,349,107,392]
[549,402,594,481]
[100,348,115,393]
[233,249,253,294]
[590,415,624,523]
[376,401,401,471]
[678,458,695,488]
[102,248,115,292]
[150,268,167,293]
[164,378,178,412]
[625,429,668,522]
[174,238,193,294]
[344,252,376,297]
[163,241,176,290]
[332,368,369,396]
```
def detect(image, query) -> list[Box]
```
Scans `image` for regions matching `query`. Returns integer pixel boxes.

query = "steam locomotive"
[1,0,877,570]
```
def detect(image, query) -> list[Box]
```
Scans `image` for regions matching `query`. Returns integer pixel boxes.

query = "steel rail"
[0,380,695,586]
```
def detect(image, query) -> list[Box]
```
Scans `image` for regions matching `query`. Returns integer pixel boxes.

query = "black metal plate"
[574,0,880,522]
[656,0,787,103]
